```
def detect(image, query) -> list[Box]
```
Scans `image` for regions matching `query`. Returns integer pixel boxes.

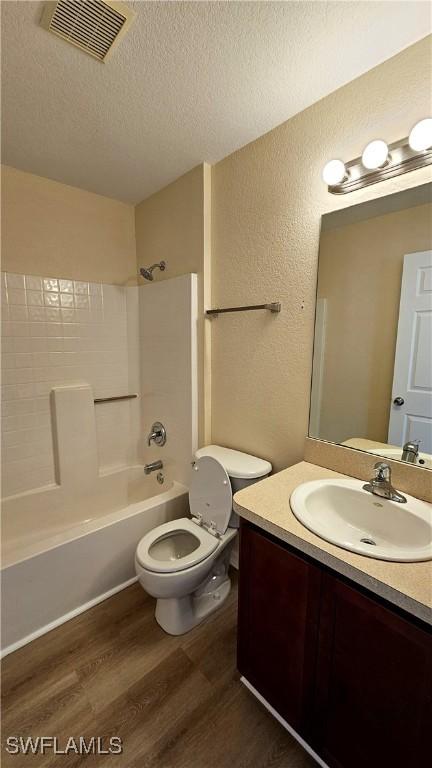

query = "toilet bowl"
[135,445,271,635]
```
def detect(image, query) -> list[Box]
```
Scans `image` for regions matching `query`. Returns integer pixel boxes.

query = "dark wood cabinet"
[238,521,432,768]
[314,574,432,768]
[238,522,321,735]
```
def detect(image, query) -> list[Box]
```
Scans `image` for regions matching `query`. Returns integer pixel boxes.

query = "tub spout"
[144,460,163,475]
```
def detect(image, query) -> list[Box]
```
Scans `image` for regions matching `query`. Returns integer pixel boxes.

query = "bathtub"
[1,467,189,655]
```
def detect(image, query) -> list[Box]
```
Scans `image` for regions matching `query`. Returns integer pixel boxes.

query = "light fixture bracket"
[327,137,432,195]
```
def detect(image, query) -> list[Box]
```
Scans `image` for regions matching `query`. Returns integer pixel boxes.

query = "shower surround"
[1,271,198,654]
[1,271,140,496]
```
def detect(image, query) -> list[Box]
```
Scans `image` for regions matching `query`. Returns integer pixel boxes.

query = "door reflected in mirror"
[310,182,432,469]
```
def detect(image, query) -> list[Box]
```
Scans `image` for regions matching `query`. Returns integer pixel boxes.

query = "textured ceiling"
[1,1,431,203]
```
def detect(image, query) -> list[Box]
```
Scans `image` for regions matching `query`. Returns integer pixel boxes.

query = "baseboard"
[240,677,329,768]
[1,576,138,658]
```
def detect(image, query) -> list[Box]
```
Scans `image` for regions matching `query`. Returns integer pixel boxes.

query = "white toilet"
[135,445,271,635]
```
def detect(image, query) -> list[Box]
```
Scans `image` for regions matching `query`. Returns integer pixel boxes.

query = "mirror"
[310,182,432,469]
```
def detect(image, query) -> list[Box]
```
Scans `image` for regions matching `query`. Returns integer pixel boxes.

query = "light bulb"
[322,159,346,186]
[361,140,389,170]
[409,118,432,152]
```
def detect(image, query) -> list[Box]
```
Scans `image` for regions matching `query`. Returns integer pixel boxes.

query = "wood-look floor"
[1,575,316,767]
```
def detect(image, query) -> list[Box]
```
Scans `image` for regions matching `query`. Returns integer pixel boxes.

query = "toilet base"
[155,577,231,635]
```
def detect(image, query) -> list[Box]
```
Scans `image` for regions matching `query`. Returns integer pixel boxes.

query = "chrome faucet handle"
[363,462,407,503]
[373,462,391,482]
[403,439,421,450]
[147,421,167,447]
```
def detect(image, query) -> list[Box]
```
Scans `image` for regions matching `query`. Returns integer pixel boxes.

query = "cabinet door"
[314,574,432,768]
[238,523,321,736]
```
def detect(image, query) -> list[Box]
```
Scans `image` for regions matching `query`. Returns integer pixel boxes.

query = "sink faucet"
[401,441,419,464]
[363,462,407,503]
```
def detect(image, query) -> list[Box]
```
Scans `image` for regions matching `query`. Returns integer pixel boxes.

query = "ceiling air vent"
[40,1,135,61]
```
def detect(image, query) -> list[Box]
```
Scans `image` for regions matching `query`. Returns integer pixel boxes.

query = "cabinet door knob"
[393,397,405,406]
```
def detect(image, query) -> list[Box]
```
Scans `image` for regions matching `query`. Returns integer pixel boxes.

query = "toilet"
[135,445,271,635]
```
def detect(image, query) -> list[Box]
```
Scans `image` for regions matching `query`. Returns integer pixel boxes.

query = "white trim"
[309,298,327,438]
[241,677,330,768]
[190,272,199,457]
[1,576,138,658]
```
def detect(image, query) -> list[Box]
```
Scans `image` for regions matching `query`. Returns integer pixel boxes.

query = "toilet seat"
[136,456,233,577]
[136,518,219,574]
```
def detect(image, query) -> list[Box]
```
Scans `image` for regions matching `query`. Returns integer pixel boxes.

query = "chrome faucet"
[147,421,167,447]
[363,462,407,503]
[401,441,420,464]
[144,460,163,475]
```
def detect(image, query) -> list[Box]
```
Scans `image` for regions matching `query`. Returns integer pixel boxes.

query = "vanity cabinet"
[237,521,321,736]
[314,572,432,768]
[238,522,432,768]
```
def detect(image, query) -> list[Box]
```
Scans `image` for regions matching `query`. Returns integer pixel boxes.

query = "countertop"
[233,461,432,625]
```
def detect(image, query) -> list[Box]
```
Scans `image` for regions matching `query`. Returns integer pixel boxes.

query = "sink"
[290,479,432,562]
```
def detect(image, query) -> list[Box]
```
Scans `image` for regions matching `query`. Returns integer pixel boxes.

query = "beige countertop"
[233,461,432,625]
[342,437,398,451]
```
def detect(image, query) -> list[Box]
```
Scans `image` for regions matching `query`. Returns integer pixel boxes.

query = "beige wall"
[211,36,432,472]
[1,165,136,285]
[316,203,432,445]
[135,164,211,444]
[135,165,206,283]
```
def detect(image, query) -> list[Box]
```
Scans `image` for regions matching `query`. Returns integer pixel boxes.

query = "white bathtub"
[1,467,189,655]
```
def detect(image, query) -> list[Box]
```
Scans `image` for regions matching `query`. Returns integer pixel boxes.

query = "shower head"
[139,261,166,281]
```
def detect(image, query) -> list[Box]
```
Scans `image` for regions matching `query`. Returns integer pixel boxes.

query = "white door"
[388,250,432,452]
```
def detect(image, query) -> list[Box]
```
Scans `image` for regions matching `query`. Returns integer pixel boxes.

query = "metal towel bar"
[206,302,281,317]
[94,394,138,404]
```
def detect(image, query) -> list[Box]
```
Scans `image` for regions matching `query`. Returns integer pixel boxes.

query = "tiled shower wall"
[1,272,140,497]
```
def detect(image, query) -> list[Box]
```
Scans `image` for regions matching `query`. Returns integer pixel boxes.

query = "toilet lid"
[189,456,233,535]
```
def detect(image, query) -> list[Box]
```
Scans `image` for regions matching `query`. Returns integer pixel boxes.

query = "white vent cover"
[41,1,135,61]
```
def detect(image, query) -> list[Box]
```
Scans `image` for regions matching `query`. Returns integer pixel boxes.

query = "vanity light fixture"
[323,118,432,194]
[361,139,389,170]
[409,118,432,152]
[322,159,347,186]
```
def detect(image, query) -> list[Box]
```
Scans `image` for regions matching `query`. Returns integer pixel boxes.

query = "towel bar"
[94,394,138,404]
[206,302,281,317]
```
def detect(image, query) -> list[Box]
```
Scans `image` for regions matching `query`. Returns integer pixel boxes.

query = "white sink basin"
[290,479,432,562]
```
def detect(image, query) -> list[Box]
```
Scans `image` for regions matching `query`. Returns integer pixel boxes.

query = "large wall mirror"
[310,182,432,469]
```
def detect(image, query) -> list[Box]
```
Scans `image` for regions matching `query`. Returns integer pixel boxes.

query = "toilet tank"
[194,445,272,527]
